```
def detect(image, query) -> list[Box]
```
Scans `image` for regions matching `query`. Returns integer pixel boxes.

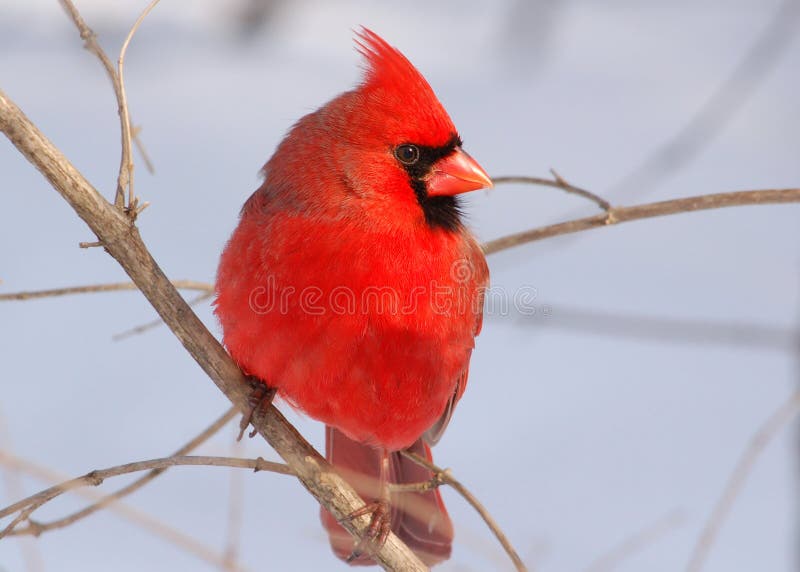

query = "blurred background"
[1,0,799,570]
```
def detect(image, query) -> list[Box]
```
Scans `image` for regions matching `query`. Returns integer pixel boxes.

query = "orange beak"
[426,148,493,197]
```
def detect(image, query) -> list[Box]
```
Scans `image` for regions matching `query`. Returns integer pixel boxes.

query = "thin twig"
[0,450,250,571]
[685,391,800,572]
[584,509,686,572]
[0,409,45,572]
[493,172,611,212]
[0,455,293,531]
[401,450,528,572]
[0,280,212,301]
[388,478,441,494]
[1,505,37,541]
[117,0,161,216]
[58,0,154,207]
[114,291,214,341]
[483,188,800,255]
[10,407,238,536]
[132,124,155,173]
[58,0,117,92]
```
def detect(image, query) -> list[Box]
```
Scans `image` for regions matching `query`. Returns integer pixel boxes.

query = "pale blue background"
[1,1,799,571]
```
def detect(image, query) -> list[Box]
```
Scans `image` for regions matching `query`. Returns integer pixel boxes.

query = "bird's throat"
[410,179,463,232]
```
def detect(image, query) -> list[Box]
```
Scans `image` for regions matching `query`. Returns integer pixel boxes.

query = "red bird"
[215,29,491,566]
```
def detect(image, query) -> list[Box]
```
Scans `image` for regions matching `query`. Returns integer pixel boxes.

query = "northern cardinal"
[215,28,491,566]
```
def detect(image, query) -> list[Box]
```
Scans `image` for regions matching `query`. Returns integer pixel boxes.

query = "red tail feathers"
[320,426,454,566]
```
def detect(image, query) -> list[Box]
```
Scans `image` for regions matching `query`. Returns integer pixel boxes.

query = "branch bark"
[0,88,427,571]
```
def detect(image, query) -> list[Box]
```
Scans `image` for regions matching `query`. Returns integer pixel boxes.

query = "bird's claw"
[237,377,276,441]
[340,499,392,562]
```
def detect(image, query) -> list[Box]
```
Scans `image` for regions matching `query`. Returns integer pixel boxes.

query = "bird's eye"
[394,144,420,165]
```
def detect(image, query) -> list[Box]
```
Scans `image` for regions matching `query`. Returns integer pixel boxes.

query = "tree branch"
[0,455,292,532]
[115,0,161,215]
[0,89,427,571]
[113,292,214,340]
[5,407,237,536]
[0,449,246,570]
[0,280,211,301]
[483,188,800,255]
[58,0,154,209]
[401,450,529,572]
[493,171,611,212]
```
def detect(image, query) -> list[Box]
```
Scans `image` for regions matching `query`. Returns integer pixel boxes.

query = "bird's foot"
[340,498,392,562]
[236,377,276,441]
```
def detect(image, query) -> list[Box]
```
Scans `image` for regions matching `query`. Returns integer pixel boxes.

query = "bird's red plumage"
[214,28,489,566]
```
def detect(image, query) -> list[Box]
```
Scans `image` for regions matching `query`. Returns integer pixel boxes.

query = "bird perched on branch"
[215,28,491,566]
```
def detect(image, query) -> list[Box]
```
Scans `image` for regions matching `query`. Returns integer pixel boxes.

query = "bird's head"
[259,28,491,232]
[336,28,492,231]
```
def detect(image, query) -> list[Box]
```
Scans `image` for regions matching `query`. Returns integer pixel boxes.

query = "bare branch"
[116,0,161,215]
[493,172,611,212]
[0,280,212,301]
[685,390,800,572]
[132,124,155,174]
[57,0,118,105]
[483,188,800,255]
[58,0,154,208]
[9,407,238,536]
[0,455,292,533]
[0,450,248,570]
[0,88,427,571]
[401,450,528,572]
[114,292,214,341]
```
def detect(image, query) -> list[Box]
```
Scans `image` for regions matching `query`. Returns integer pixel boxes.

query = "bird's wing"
[423,365,469,445]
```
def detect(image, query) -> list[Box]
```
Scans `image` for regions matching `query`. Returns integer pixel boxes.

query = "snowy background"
[1,0,799,571]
